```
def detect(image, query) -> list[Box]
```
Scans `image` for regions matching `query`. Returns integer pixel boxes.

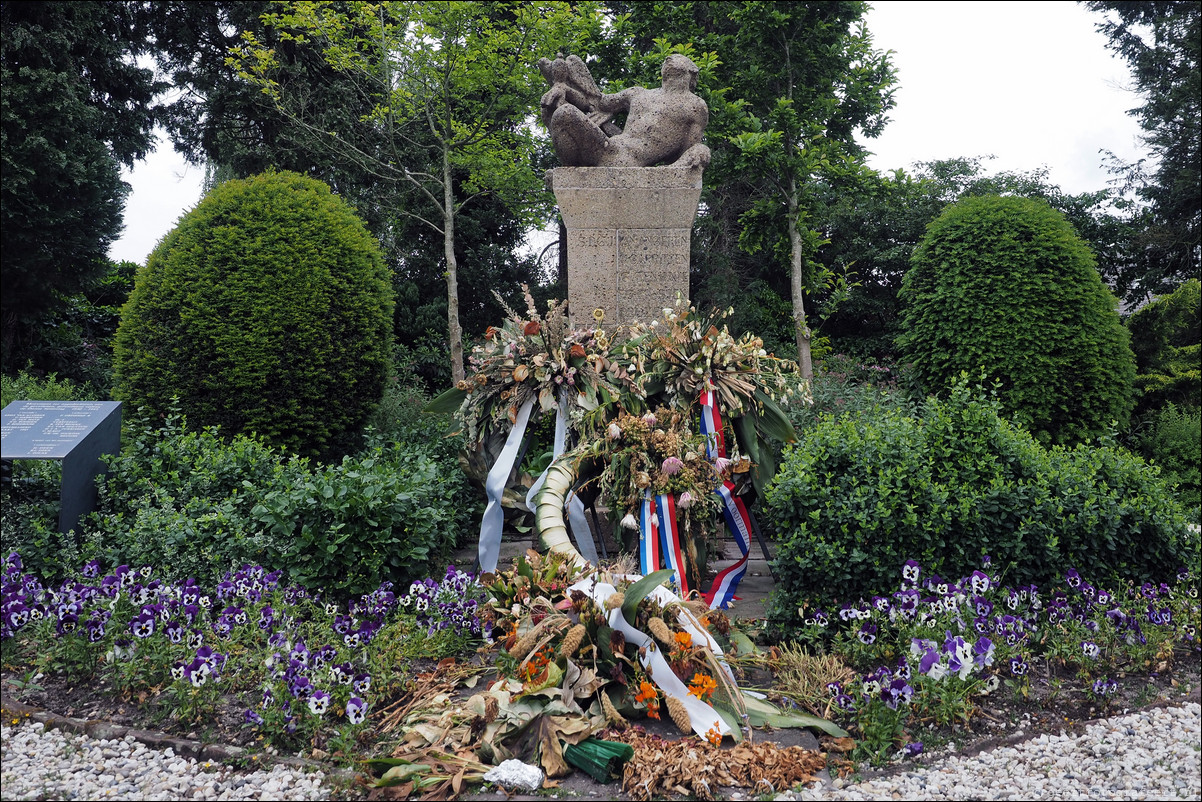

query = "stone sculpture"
[539,53,710,171]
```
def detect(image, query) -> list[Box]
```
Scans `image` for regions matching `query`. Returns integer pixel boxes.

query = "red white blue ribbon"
[638,490,660,575]
[638,490,690,597]
[655,492,689,597]
[699,389,753,609]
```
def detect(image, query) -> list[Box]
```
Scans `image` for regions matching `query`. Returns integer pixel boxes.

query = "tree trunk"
[443,148,465,384]
[787,178,814,382]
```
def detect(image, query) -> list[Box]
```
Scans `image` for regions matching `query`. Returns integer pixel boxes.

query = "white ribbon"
[525,392,598,565]
[479,398,536,573]
[568,577,732,739]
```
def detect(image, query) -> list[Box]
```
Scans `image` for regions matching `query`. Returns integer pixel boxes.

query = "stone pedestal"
[550,167,701,328]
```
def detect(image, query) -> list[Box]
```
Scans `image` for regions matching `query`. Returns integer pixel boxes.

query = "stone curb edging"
[0,691,359,786]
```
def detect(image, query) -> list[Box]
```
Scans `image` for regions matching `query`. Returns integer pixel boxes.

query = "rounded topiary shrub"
[113,171,393,458]
[764,380,1199,618]
[897,195,1136,445]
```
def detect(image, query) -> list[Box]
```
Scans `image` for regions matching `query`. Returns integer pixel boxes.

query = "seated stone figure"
[539,53,710,170]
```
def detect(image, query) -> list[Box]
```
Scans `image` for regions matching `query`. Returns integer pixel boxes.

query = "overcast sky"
[108,0,1148,265]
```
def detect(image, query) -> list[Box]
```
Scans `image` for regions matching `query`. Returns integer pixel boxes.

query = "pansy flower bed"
[0,552,489,756]
[784,556,1201,765]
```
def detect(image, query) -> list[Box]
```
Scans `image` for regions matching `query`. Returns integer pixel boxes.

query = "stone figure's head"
[661,53,700,91]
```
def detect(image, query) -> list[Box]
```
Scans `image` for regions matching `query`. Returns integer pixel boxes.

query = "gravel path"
[0,723,330,801]
[792,702,1202,801]
[2,703,1200,800]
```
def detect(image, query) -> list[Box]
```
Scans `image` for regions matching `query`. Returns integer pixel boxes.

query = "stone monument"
[540,54,709,327]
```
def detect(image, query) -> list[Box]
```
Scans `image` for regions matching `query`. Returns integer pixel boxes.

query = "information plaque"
[1,400,122,533]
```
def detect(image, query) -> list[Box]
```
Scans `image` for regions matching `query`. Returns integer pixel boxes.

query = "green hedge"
[764,379,1198,616]
[81,410,287,585]
[250,449,460,597]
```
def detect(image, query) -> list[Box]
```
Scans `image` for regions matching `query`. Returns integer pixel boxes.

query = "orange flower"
[523,320,541,336]
[688,672,717,702]
[674,631,693,650]
[634,680,662,719]
[521,646,552,682]
[569,343,586,359]
[705,723,722,746]
[485,326,498,340]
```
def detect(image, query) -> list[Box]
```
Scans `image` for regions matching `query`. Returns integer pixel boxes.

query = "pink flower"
[642,413,657,427]
[713,457,731,474]
[661,457,683,475]
[678,491,695,508]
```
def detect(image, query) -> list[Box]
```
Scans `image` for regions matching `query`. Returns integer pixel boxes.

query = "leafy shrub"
[95,408,284,512]
[0,486,81,582]
[764,379,1198,616]
[249,448,461,598]
[79,409,466,595]
[112,171,394,460]
[1140,404,1201,522]
[1,368,88,409]
[898,195,1136,445]
[1127,278,1201,415]
[82,411,288,586]
[363,343,478,542]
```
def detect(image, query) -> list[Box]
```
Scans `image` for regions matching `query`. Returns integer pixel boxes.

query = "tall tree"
[1085,0,1201,300]
[234,1,597,384]
[1,1,161,368]
[146,2,550,390]
[813,157,1140,356]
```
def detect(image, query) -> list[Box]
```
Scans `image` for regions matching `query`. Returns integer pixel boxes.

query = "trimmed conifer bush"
[113,171,393,458]
[897,195,1136,445]
[1127,278,1201,415]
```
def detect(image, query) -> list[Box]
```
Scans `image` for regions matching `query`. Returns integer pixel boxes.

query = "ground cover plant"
[0,549,845,799]
[0,553,418,757]
[3,545,1198,799]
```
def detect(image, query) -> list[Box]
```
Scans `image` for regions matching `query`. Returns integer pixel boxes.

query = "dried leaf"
[821,736,856,753]
[615,732,825,800]
[513,713,595,778]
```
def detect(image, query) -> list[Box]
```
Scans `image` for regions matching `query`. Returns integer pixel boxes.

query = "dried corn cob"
[561,624,586,658]
[647,616,674,647]
[665,695,692,735]
[600,690,627,728]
